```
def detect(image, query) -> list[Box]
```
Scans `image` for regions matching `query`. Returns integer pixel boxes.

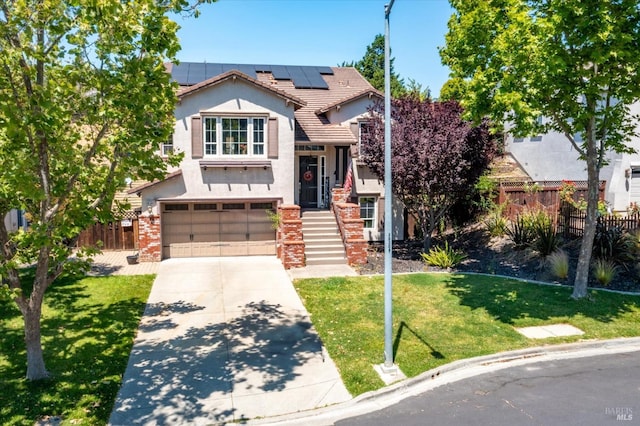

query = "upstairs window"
[204,117,217,155]
[162,136,174,156]
[203,116,266,156]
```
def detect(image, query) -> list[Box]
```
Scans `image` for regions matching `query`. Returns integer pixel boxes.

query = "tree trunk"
[572,146,600,299]
[24,304,50,380]
[21,246,53,380]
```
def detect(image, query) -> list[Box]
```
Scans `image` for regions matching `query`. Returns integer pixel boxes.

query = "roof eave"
[177,69,307,108]
[314,89,383,115]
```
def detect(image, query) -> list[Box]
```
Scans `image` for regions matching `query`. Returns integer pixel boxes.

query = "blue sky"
[174,0,454,97]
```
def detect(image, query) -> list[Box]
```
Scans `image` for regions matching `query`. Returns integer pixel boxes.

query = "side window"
[359,196,376,229]
[253,118,265,155]
[204,117,217,155]
[531,116,543,142]
[162,136,174,156]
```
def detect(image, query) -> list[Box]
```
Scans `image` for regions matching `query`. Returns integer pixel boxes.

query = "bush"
[484,210,508,237]
[592,222,637,267]
[505,214,537,249]
[531,214,560,257]
[547,250,569,280]
[592,258,618,286]
[421,242,467,269]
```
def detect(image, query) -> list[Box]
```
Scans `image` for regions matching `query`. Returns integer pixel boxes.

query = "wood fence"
[77,213,139,250]
[557,204,640,238]
[498,180,606,220]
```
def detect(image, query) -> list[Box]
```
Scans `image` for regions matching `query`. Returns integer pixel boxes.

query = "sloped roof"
[170,63,381,145]
[176,69,306,108]
[127,169,183,195]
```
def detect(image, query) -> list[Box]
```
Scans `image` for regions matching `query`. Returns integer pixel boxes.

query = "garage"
[161,201,276,258]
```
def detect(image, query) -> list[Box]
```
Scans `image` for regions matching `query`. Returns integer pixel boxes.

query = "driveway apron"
[109,257,351,425]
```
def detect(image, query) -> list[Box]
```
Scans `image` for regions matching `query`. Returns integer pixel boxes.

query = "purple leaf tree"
[361,98,498,251]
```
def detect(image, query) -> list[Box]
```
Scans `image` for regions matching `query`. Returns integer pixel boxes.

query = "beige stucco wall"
[141,79,297,214]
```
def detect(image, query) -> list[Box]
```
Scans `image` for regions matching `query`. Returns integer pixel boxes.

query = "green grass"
[295,273,640,396]
[0,274,154,426]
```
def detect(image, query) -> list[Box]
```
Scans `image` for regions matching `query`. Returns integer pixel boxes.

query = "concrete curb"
[248,337,640,425]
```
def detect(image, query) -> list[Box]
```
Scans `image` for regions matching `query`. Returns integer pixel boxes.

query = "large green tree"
[343,34,407,98]
[441,0,640,299]
[0,0,212,380]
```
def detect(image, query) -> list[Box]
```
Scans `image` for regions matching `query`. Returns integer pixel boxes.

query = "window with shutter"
[191,116,203,158]
[268,117,278,158]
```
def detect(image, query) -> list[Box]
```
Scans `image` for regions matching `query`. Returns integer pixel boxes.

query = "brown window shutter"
[267,117,278,159]
[191,116,203,158]
[350,122,359,138]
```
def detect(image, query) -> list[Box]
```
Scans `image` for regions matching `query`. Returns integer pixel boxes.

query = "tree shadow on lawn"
[109,299,323,425]
[0,279,150,425]
[442,274,640,325]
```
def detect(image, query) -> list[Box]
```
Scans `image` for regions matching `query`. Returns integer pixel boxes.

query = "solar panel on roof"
[255,64,272,73]
[187,63,206,85]
[237,64,258,78]
[172,62,333,88]
[303,66,329,89]
[316,66,334,75]
[271,65,290,80]
[171,65,190,84]
[286,66,308,88]
[204,63,223,80]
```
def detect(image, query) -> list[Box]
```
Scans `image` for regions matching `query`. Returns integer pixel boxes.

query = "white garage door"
[161,201,276,258]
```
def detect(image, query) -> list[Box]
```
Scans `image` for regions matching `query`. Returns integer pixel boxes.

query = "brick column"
[277,205,305,269]
[333,202,368,265]
[138,214,161,262]
[331,187,350,211]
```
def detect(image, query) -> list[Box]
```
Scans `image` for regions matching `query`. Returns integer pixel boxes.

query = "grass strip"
[295,273,640,396]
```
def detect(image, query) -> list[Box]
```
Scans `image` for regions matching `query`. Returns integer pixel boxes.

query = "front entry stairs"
[301,210,347,266]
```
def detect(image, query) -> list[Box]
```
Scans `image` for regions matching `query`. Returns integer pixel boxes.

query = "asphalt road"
[337,351,640,426]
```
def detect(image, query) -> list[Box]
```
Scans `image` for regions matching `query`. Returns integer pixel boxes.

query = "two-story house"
[131,62,404,263]
[505,101,640,213]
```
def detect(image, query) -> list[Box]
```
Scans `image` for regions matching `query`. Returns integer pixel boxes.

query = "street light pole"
[383,0,395,370]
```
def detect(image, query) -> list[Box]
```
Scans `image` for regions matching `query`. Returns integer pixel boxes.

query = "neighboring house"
[3,210,27,233]
[505,102,640,213]
[131,62,404,262]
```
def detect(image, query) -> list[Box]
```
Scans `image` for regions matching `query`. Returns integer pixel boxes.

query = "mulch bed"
[358,224,640,294]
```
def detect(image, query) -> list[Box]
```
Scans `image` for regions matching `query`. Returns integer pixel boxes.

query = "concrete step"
[302,227,341,235]
[306,256,348,266]
[301,210,347,266]
[305,246,346,255]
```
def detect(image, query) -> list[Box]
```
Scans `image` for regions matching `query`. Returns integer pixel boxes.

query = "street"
[337,351,639,425]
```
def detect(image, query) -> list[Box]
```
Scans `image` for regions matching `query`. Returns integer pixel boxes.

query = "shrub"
[531,214,560,257]
[547,250,569,280]
[421,242,467,269]
[505,214,536,249]
[592,258,618,286]
[592,222,636,267]
[484,210,508,237]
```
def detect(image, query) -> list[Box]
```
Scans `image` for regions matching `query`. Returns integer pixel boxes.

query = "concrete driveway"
[109,257,351,425]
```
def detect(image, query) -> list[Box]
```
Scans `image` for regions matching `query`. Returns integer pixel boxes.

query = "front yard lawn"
[0,274,154,426]
[295,273,640,396]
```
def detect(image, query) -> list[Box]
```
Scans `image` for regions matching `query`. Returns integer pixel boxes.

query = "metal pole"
[383,0,395,369]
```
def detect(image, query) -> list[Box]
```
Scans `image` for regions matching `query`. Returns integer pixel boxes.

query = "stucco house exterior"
[505,101,640,213]
[131,62,404,264]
